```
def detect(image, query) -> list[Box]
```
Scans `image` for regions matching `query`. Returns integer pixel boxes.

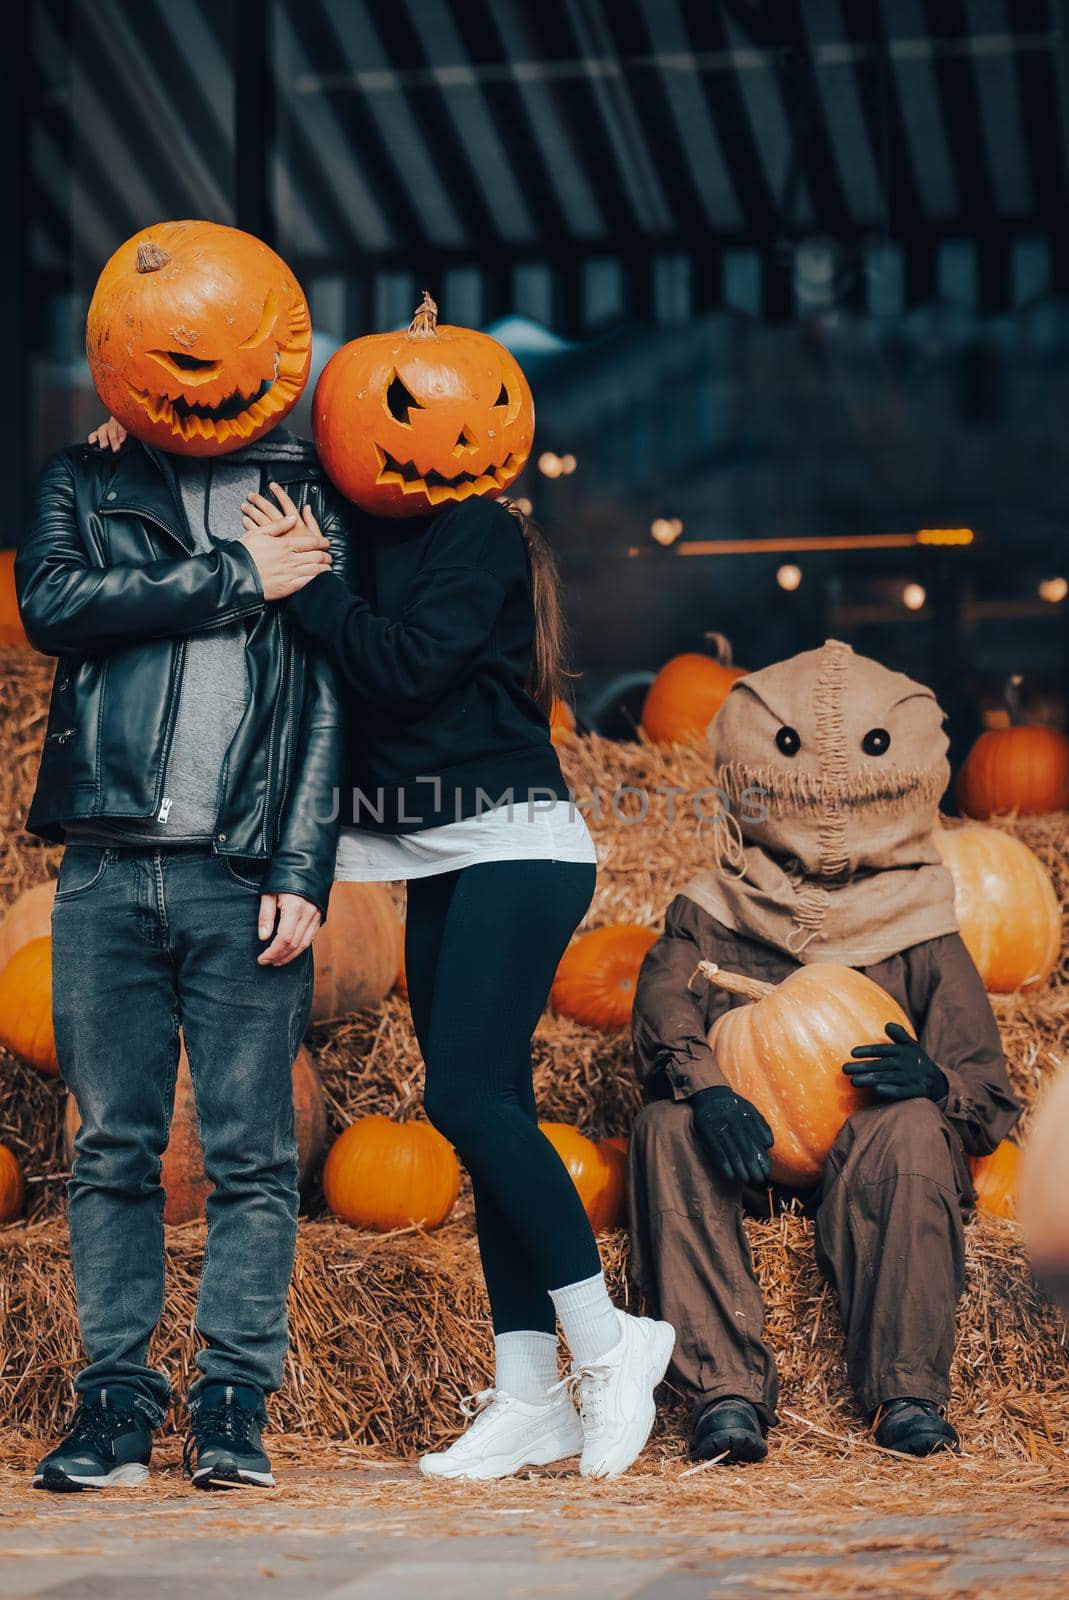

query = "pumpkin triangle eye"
[495,381,510,407]
[386,373,424,425]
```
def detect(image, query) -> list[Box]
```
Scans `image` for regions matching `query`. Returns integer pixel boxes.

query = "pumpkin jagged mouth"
[375,445,518,505]
[124,302,311,446]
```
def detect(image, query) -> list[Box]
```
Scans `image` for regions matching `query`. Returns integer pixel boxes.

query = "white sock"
[549,1271,620,1369]
[493,1330,560,1404]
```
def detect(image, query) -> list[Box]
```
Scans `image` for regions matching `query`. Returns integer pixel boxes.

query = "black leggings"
[406,858,600,1335]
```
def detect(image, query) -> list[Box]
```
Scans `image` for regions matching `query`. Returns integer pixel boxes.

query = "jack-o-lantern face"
[86,221,311,457]
[312,293,534,517]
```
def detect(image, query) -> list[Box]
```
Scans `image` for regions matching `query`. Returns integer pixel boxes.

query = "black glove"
[842,1022,948,1103]
[691,1085,774,1186]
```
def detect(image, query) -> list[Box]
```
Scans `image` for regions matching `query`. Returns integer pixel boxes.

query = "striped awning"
[29,0,1069,333]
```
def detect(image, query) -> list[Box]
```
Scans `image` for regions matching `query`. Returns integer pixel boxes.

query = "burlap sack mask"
[683,639,958,965]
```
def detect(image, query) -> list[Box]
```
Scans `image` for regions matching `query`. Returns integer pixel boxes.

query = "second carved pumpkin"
[313,293,534,517]
[700,961,911,1186]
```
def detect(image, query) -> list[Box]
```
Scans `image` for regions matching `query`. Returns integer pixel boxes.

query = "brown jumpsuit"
[629,895,1020,1427]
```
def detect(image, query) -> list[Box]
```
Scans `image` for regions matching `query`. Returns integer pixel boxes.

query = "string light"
[650,517,684,546]
[559,454,578,475]
[538,451,563,478]
[902,582,927,611]
[509,496,533,516]
[1038,577,1068,604]
[776,563,802,591]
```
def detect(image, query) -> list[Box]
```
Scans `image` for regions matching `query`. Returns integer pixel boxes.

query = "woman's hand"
[240,484,332,601]
[88,416,127,452]
[242,483,325,543]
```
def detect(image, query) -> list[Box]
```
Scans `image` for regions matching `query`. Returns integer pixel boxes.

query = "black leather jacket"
[16,439,348,915]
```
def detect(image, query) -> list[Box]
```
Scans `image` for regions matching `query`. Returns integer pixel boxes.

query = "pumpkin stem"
[408,290,439,339]
[696,960,775,1003]
[136,240,171,273]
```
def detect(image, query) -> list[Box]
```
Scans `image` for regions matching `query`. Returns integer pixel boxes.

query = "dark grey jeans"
[52,845,313,1425]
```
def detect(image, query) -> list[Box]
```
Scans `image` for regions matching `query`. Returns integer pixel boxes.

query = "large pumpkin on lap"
[700,961,911,1186]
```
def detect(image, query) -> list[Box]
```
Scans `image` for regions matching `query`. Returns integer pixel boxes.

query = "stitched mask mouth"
[375,445,517,505]
[717,762,947,819]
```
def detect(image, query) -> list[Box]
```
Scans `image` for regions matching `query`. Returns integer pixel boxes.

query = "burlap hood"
[683,639,958,965]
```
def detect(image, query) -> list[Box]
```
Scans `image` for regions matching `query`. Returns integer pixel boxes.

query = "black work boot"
[33,1388,154,1492]
[184,1383,274,1489]
[690,1396,769,1463]
[873,1397,960,1457]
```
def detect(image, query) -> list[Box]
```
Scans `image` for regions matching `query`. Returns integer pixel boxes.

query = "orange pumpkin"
[969,1139,1019,1221]
[540,1122,628,1231]
[551,925,657,1031]
[0,1144,26,1224]
[86,221,311,456]
[322,1115,459,1232]
[1020,1069,1069,1298]
[641,654,746,745]
[311,882,402,1023]
[957,726,1069,818]
[0,551,31,649]
[935,825,1061,993]
[549,698,576,747]
[0,936,58,1075]
[313,292,534,517]
[0,879,56,975]
[700,961,911,1187]
[65,1043,325,1225]
[395,923,409,1000]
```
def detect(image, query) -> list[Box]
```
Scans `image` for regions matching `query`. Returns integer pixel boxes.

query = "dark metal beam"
[4,0,31,543]
[234,0,274,242]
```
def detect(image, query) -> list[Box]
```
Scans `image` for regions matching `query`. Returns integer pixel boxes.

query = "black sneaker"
[33,1388,153,1492]
[873,1397,960,1457]
[183,1383,274,1490]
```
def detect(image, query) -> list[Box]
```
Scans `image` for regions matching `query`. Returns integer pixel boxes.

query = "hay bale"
[0,1214,1062,1459]
[0,650,61,904]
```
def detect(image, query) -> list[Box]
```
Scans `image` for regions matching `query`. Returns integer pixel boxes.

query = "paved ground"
[2,1453,1069,1599]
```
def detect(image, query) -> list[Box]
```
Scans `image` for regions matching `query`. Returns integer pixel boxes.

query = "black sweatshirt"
[287,496,569,832]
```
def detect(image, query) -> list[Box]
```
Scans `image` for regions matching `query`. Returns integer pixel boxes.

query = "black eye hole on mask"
[775,726,801,756]
[862,727,891,756]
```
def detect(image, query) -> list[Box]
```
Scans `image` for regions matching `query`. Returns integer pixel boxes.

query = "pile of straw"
[1,1212,1064,1461]
[0,649,1067,1464]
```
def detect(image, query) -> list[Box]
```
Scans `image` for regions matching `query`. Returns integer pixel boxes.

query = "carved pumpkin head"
[312,293,534,517]
[86,220,311,457]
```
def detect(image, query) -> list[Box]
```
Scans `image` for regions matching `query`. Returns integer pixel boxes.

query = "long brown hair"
[506,504,569,713]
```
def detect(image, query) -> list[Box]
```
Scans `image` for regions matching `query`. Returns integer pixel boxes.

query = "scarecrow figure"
[629,641,1019,1461]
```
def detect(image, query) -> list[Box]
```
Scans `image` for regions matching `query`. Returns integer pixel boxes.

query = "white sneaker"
[419,1387,584,1481]
[555,1310,676,1480]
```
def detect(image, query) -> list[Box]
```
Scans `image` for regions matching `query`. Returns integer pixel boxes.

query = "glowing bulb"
[538,452,563,478]
[902,582,926,611]
[510,496,533,516]
[1039,576,1068,604]
[776,563,802,592]
[559,453,577,475]
[650,517,682,547]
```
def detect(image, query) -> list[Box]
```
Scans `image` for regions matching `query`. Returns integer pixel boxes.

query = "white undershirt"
[334,797,597,883]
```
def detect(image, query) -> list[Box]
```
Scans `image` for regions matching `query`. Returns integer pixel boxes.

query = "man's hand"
[88,416,127,452]
[257,892,322,966]
[691,1085,774,1186]
[843,1022,948,1102]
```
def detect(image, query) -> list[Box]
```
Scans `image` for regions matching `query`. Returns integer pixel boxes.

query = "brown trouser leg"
[628,1100,778,1428]
[815,1098,970,1418]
